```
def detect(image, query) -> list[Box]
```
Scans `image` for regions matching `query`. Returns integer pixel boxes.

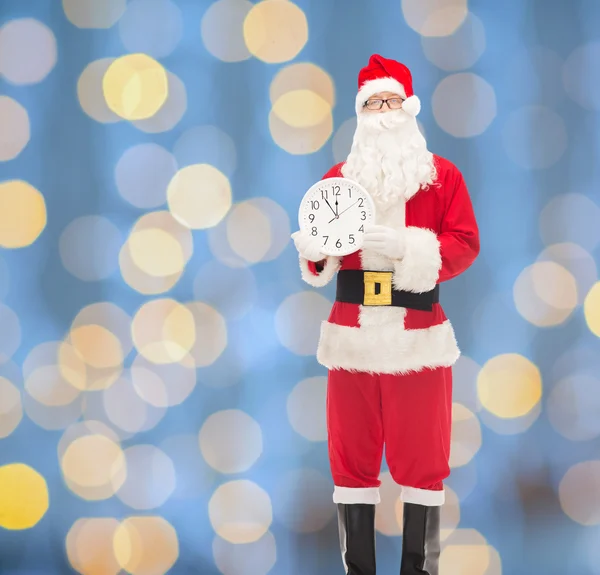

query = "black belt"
[336,269,439,311]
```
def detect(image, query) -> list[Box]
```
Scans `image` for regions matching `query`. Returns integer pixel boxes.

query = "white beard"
[341,109,436,215]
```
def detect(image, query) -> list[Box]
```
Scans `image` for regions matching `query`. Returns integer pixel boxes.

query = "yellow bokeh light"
[128,228,185,277]
[584,282,600,337]
[131,299,196,364]
[270,62,335,108]
[209,480,273,544]
[186,302,227,367]
[61,434,126,500]
[103,53,168,120]
[70,324,123,369]
[269,108,333,155]
[167,164,232,230]
[243,0,308,64]
[401,0,468,37]
[0,376,23,438]
[66,517,121,575]
[113,516,179,575]
[439,529,490,575]
[0,463,49,530]
[450,403,482,468]
[272,90,331,128]
[477,354,542,419]
[0,180,47,248]
[559,460,600,525]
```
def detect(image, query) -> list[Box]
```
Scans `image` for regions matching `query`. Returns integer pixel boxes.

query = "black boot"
[337,503,377,575]
[400,503,441,575]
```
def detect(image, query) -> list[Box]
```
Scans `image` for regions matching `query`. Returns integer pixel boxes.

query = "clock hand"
[335,198,339,216]
[329,199,359,223]
[324,199,337,218]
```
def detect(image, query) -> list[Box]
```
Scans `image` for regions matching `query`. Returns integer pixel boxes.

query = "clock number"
[308,213,315,223]
[310,200,320,210]
[359,225,364,233]
[358,198,364,208]
[336,239,342,248]
[348,187,352,198]
[332,185,341,196]
[360,211,366,221]
[321,189,328,200]
[311,227,318,236]
[323,236,329,244]
[348,234,355,244]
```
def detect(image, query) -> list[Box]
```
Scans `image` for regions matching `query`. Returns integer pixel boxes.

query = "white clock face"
[298,177,376,256]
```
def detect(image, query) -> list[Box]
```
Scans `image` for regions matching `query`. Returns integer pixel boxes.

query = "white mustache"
[358,109,410,131]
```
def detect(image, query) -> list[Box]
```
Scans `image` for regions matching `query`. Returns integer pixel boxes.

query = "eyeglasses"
[363,97,405,110]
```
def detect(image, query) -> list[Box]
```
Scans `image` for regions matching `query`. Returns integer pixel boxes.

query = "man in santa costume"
[292,54,480,574]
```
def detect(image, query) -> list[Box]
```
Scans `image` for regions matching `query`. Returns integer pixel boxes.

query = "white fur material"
[299,255,341,287]
[333,486,381,505]
[401,95,421,117]
[316,320,460,375]
[392,226,442,293]
[355,77,408,115]
[401,486,445,506]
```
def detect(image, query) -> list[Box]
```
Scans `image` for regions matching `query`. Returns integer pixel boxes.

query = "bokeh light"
[477,354,542,419]
[212,532,277,575]
[102,54,168,121]
[77,58,121,123]
[0,463,49,529]
[502,106,567,169]
[199,410,262,474]
[209,480,273,544]
[202,0,253,62]
[0,96,30,161]
[511,46,565,107]
[0,376,22,438]
[131,298,196,364]
[562,41,600,110]
[167,164,232,229]
[421,12,486,70]
[375,472,404,536]
[0,180,47,248]
[0,303,21,362]
[453,355,482,413]
[185,301,228,367]
[71,325,123,370]
[539,193,600,252]
[118,0,183,58]
[584,282,600,337]
[449,403,482,468]
[513,261,578,327]
[115,144,177,209]
[116,445,176,510]
[25,362,81,408]
[63,0,126,29]
[59,216,122,281]
[272,468,335,533]
[286,376,327,442]
[559,461,600,525]
[439,529,491,575]
[401,0,468,37]
[275,292,331,355]
[243,0,308,64]
[0,18,57,85]
[66,517,121,575]
[113,516,179,575]
[432,73,497,137]
[61,434,127,501]
[272,90,331,128]
[332,117,357,164]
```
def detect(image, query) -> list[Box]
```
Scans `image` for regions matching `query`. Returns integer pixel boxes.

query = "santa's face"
[361,91,405,114]
[342,95,436,211]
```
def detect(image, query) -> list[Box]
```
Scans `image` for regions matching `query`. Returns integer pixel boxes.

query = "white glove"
[362,225,406,260]
[291,230,326,262]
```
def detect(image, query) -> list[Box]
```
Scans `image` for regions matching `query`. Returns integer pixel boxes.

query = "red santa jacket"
[298,156,480,375]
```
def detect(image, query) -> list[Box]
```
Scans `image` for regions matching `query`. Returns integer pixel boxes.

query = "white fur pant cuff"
[401,486,445,506]
[333,486,381,505]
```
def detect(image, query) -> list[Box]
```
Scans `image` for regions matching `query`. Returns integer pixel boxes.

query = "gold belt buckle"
[363,271,393,306]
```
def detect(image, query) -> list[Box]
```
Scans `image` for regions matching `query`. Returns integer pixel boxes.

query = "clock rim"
[297,177,376,256]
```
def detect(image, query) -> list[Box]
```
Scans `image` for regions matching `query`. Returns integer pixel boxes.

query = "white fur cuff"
[401,486,445,506]
[333,486,381,504]
[299,255,341,287]
[393,227,442,293]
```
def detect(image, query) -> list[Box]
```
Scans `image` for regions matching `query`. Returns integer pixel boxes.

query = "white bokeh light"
[63,0,126,28]
[332,117,357,164]
[0,96,30,161]
[213,532,276,575]
[201,0,253,63]
[562,41,600,110]
[77,58,121,124]
[401,0,468,37]
[286,376,327,441]
[0,303,21,363]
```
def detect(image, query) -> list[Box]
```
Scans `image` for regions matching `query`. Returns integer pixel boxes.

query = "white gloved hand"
[362,225,406,260]
[291,230,326,262]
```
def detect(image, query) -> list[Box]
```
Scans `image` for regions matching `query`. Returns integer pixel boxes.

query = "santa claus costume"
[293,55,479,574]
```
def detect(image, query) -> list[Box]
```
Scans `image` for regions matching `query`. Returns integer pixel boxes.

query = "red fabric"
[306,260,320,276]
[358,54,414,97]
[327,366,452,492]
[320,157,479,333]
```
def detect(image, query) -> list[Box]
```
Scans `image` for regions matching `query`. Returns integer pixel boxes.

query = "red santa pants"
[327,365,452,507]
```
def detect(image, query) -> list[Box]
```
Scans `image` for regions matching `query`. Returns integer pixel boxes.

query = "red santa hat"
[355,54,421,117]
